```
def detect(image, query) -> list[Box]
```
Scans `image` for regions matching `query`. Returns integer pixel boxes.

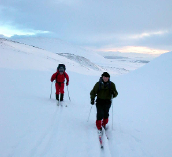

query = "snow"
[0,38,172,157]
[11,37,154,75]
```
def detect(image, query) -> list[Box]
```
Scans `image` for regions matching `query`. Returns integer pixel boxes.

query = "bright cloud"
[0,25,50,37]
[128,30,169,39]
[97,46,168,55]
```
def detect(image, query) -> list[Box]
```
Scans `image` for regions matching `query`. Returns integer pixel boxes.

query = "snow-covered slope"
[0,38,102,75]
[0,38,172,157]
[113,51,172,157]
[10,36,151,75]
[10,37,106,64]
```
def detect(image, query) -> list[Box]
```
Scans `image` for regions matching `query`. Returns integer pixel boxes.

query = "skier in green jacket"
[90,72,118,134]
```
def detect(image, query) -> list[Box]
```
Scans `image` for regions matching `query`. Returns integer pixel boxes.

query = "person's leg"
[59,83,64,101]
[96,103,104,130]
[60,93,64,101]
[55,83,60,100]
[102,103,111,128]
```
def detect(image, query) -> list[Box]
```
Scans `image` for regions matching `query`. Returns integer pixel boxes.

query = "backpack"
[57,64,66,72]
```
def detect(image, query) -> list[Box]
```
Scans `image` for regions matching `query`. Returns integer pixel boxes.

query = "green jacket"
[90,80,118,100]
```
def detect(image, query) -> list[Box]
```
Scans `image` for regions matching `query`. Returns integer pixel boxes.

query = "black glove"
[90,99,94,105]
[111,90,118,98]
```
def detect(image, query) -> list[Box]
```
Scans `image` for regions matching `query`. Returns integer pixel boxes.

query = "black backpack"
[57,64,66,72]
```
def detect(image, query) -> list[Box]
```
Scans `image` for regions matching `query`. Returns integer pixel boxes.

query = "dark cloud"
[133,31,172,50]
[1,0,172,51]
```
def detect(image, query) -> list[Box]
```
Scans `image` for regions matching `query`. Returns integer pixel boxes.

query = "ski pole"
[87,106,93,122]
[50,82,53,99]
[111,94,114,130]
[67,86,71,101]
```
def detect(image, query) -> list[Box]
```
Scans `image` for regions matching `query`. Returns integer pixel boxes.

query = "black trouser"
[96,98,111,120]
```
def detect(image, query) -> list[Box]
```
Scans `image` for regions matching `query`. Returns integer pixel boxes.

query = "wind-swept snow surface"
[0,38,172,157]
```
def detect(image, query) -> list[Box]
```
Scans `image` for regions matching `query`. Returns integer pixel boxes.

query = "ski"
[61,101,68,107]
[97,129,103,149]
[98,135,103,149]
[97,127,110,148]
[104,130,109,140]
[103,129,109,140]
[57,101,60,106]
[57,101,68,107]
[102,126,109,140]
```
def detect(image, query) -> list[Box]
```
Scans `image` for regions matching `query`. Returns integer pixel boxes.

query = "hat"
[102,72,110,78]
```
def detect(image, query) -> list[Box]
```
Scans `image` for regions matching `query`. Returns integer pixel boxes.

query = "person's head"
[101,72,110,82]
[59,67,64,75]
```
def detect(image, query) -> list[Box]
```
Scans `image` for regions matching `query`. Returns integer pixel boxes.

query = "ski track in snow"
[7,102,60,157]
[7,99,112,157]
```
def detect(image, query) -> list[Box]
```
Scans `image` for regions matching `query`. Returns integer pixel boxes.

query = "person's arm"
[51,72,57,82]
[65,72,69,85]
[90,82,99,104]
[111,83,118,98]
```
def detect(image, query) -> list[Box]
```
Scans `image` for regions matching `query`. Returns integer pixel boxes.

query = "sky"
[0,0,172,54]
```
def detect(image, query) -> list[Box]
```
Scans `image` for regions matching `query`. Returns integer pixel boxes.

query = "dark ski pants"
[96,99,111,130]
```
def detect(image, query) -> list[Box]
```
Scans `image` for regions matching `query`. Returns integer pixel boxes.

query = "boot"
[60,93,64,101]
[56,94,59,101]
[97,128,103,136]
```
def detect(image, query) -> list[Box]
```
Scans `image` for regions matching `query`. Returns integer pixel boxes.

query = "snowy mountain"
[0,38,102,75]
[10,36,152,75]
[10,37,103,62]
[0,38,172,157]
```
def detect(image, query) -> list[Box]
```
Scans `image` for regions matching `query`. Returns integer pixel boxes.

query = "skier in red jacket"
[51,64,69,101]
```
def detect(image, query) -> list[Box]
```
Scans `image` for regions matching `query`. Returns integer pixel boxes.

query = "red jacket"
[51,71,69,84]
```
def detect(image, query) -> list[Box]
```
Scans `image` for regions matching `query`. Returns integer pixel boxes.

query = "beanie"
[102,72,110,78]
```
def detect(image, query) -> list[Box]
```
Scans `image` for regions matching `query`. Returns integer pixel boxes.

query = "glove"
[111,90,118,98]
[90,99,94,105]
[66,81,69,86]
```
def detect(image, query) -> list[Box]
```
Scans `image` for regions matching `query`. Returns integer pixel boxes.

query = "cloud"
[132,30,172,50]
[128,30,169,39]
[1,0,172,53]
[97,46,168,55]
[0,25,50,37]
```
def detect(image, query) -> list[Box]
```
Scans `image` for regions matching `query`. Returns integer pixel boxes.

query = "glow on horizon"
[96,46,169,55]
[0,26,50,37]
[128,30,168,39]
